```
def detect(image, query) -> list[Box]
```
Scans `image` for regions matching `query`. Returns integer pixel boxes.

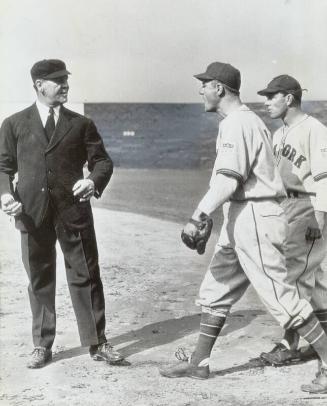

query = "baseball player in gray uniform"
[257,75,327,388]
[159,62,327,394]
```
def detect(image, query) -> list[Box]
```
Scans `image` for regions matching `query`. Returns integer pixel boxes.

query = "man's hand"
[72,179,95,202]
[181,213,213,255]
[305,210,326,241]
[0,193,23,217]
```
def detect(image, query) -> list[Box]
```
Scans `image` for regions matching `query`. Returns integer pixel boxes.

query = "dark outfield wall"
[84,101,327,169]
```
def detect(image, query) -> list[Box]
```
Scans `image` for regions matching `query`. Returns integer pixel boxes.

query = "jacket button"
[41,188,45,192]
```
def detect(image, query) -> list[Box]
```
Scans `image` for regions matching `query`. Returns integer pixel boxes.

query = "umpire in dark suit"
[0,59,124,368]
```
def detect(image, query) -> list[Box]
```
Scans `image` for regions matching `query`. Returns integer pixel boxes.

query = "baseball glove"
[181,217,213,255]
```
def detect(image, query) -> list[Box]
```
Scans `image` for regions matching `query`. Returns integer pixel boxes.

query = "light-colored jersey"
[273,115,327,195]
[210,105,286,200]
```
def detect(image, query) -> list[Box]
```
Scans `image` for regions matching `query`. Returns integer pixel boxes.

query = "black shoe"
[159,360,209,379]
[301,366,327,394]
[260,343,301,366]
[89,343,124,364]
[27,347,52,369]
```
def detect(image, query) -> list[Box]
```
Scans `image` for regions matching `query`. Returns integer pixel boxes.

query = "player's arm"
[181,174,238,254]
[306,178,327,240]
[306,126,327,240]
[191,173,238,221]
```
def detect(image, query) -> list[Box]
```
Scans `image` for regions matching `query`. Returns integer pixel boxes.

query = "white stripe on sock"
[302,322,319,339]
[200,323,221,328]
[310,330,324,345]
[200,332,217,338]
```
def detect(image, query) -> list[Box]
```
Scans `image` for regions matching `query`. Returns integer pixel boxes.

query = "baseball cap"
[194,62,241,93]
[30,59,71,81]
[257,75,305,96]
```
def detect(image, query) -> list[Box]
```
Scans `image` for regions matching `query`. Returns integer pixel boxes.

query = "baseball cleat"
[260,343,318,366]
[301,366,327,394]
[260,343,301,366]
[159,361,209,379]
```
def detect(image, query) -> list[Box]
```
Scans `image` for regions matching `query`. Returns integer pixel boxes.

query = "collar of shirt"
[36,100,61,127]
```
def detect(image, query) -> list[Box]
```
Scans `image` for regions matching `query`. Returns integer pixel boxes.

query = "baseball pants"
[281,196,327,310]
[197,200,313,329]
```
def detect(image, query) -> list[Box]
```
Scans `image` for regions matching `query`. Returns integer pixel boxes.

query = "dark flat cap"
[194,62,241,93]
[30,59,71,81]
[257,75,304,96]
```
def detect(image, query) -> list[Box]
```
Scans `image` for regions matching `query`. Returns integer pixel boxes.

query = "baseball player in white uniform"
[257,75,327,389]
[159,63,327,394]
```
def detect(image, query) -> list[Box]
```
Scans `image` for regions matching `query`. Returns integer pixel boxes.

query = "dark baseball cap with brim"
[30,59,71,81]
[257,74,305,96]
[194,62,241,93]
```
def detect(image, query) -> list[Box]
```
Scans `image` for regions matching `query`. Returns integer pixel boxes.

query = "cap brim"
[44,69,71,79]
[194,72,214,81]
[257,87,282,96]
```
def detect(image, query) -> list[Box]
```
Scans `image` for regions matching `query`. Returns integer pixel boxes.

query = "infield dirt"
[0,169,326,406]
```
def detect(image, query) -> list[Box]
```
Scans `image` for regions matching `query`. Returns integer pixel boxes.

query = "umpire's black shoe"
[159,361,210,379]
[27,347,52,369]
[89,343,124,364]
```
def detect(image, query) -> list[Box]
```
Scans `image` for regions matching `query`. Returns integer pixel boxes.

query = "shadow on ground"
[52,309,265,363]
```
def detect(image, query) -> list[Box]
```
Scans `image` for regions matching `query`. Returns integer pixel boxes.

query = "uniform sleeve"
[310,123,327,182]
[214,119,256,183]
[310,123,327,212]
[315,178,327,212]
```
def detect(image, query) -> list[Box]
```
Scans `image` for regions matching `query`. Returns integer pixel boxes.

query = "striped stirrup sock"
[314,309,327,333]
[296,313,327,365]
[191,312,226,366]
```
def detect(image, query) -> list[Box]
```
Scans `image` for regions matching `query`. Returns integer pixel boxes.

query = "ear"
[216,83,224,97]
[34,79,43,91]
[285,93,294,106]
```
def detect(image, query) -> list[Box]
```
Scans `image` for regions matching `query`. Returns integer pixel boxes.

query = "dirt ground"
[1,202,327,406]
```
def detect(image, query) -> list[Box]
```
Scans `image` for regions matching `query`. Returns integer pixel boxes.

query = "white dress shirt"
[36,100,60,127]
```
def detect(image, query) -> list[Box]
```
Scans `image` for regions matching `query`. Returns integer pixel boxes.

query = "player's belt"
[286,190,316,198]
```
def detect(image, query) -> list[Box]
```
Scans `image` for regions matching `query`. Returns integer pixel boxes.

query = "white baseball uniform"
[273,114,327,310]
[197,105,313,329]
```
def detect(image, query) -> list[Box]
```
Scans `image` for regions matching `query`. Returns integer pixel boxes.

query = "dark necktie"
[44,107,55,142]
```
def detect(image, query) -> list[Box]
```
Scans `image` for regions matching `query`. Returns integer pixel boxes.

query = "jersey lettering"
[294,155,307,168]
[274,143,307,168]
[288,148,296,162]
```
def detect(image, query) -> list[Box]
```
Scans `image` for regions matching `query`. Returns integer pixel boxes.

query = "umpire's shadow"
[53,309,264,362]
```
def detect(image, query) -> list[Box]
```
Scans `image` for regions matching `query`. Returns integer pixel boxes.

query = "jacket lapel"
[46,107,72,153]
[27,104,49,148]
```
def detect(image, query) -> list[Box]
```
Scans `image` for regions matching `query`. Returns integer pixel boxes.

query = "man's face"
[36,76,69,106]
[264,92,288,119]
[199,80,220,112]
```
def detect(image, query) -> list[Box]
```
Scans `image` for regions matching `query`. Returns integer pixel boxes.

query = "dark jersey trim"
[216,169,244,183]
[314,172,327,182]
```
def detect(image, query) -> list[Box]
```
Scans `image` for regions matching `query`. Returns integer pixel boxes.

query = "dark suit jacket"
[0,103,113,231]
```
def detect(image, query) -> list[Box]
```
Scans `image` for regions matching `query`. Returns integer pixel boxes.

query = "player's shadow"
[212,355,315,377]
[52,309,265,362]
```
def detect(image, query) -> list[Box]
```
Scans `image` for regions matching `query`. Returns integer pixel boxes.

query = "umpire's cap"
[194,62,241,94]
[30,59,71,82]
[257,75,306,96]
